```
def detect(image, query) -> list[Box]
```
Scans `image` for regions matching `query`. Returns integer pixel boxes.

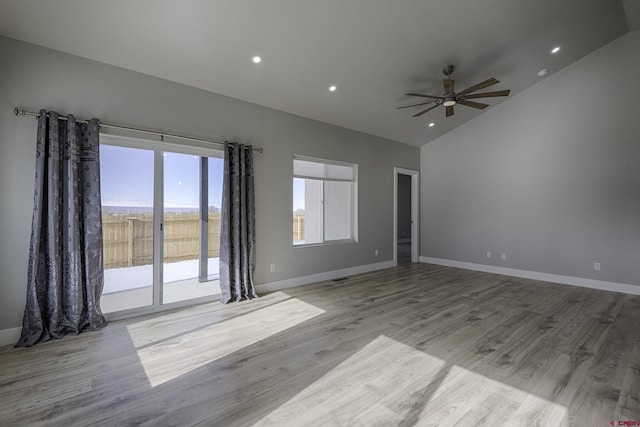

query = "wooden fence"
[103,213,307,269]
[293,214,305,242]
[102,213,221,269]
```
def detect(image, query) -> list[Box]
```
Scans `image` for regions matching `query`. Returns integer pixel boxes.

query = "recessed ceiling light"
[537,68,549,77]
[252,56,262,64]
[428,122,435,127]
[551,46,561,54]
[329,85,337,92]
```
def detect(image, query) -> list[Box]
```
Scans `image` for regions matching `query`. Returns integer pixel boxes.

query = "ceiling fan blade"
[405,93,444,99]
[457,78,499,96]
[445,106,454,117]
[413,104,439,117]
[457,100,489,109]
[397,101,435,110]
[462,90,511,99]
[443,79,455,96]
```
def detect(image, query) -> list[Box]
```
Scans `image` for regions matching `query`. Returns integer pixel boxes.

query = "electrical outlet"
[270,264,276,272]
[501,253,507,261]
[486,251,492,259]
[375,249,379,257]
[594,262,601,271]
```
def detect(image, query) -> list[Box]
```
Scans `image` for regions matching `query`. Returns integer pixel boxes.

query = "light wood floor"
[1,263,639,426]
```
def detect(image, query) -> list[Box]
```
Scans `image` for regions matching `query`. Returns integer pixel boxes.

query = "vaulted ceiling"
[1,0,637,146]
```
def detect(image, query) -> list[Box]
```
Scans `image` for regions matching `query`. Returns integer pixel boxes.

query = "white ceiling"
[0,0,635,147]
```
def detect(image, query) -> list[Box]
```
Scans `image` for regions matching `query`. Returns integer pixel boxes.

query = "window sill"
[293,239,357,248]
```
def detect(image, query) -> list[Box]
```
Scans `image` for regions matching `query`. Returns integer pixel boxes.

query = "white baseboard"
[420,256,640,296]
[256,260,395,294]
[0,327,21,347]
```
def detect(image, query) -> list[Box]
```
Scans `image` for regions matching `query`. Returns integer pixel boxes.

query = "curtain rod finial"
[14,107,21,116]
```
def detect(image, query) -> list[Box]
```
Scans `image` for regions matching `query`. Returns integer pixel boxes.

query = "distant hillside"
[103,205,220,215]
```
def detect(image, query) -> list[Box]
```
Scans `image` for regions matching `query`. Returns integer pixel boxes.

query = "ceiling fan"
[399,65,510,118]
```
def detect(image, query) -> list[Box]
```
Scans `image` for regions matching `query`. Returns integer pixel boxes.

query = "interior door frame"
[393,167,419,266]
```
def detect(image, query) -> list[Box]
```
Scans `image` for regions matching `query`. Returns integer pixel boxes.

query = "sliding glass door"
[162,153,223,304]
[100,136,223,315]
[100,144,155,313]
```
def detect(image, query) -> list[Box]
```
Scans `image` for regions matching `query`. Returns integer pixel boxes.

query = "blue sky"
[100,145,223,208]
[293,178,305,211]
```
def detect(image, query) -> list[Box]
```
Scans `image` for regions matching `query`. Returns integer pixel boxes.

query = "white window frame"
[293,155,358,247]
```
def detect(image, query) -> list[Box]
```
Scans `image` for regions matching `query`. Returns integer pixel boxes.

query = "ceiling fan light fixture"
[443,99,456,107]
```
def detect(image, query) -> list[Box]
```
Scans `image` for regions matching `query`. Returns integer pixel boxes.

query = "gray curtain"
[16,110,106,347]
[219,142,257,303]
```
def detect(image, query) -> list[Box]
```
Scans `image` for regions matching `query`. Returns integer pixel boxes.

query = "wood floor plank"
[568,294,640,426]
[616,343,640,420]
[1,263,640,426]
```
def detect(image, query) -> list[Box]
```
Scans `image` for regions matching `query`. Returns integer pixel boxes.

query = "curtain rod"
[13,107,263,153]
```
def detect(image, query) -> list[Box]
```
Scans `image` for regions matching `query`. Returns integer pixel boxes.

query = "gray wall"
[0,36,419,331]
[420,31,640,286]
[397,174,412,240]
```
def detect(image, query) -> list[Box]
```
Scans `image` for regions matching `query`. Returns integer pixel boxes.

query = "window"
[293,156,357,246]
[100,135,223,314]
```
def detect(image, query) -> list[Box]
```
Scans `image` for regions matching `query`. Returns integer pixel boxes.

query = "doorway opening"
[394,168,419,266]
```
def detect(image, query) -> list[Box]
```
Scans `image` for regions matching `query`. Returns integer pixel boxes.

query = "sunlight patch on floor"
[255,335,446,426]
[255,335,569,426]
[420,364,569,425]
[124,291,296,348]
[127,296,325,387]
